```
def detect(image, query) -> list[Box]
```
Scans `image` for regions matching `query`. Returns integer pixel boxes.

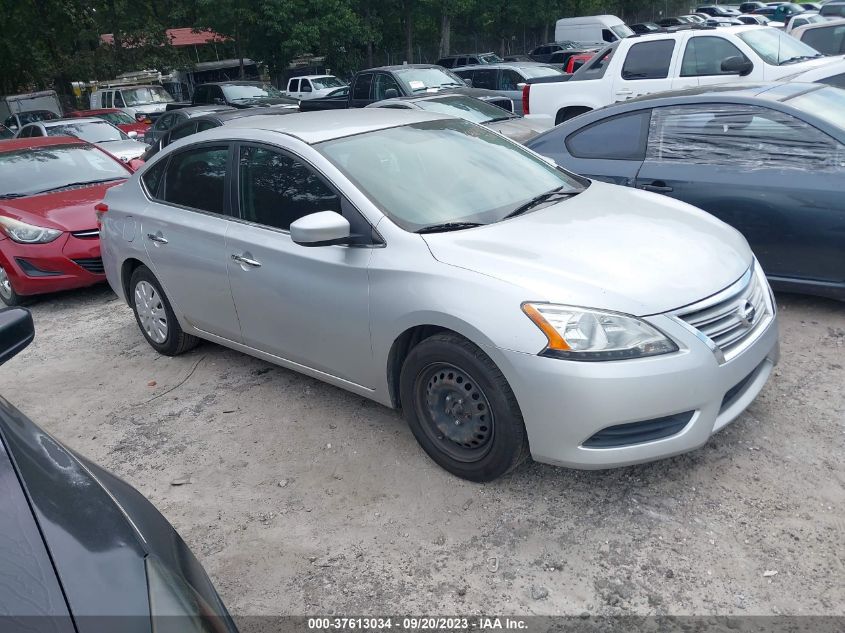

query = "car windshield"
[311,76,346,90]
[121,87,174,105]
[520,65,563,78]
[478,53,504,63]
[413,96,515,123]
[786,85,845,130]
[612,24,634,38]
[316,119,582,232]
[46,120,128,143]
[0,144,128,196]
[96,111,136,125]
[737,27,823,64]
[394,67,466,92]
[222,83,288,101]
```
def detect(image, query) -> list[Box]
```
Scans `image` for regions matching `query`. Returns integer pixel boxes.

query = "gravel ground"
[2,285,843,619]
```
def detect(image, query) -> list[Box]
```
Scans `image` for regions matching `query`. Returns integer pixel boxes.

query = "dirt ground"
[2,285,843,619]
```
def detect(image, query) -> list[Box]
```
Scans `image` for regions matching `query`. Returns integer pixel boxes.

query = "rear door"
[139,143,242,340]
[636,103,845,284]
[612,39,678,102]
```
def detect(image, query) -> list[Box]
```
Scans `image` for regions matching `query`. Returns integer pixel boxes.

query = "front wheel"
[129,265,199,356]
[399,333,530,482]
[0,265,28,306]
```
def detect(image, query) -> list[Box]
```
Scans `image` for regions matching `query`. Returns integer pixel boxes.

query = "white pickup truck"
[524,25,836,124]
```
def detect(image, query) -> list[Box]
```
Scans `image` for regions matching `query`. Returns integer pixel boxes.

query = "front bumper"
[492,305,779,469]
[0,233,104,296]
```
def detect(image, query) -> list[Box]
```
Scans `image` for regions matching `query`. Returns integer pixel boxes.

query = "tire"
[399,333,530,482]
[129,265,199,356]
[0,265,28,306]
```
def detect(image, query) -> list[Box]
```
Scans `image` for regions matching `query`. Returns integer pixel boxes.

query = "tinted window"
[373,73,402,100]
[353,74,373,100]
[621,40,675,80]
[301,80,312,93]
[193,85,211,104]
[197,119,219,132]
[163,145,228,213]
[289,79,300,91]
[565,111,651,160]
[800,24,845,56]
[820,3,845,16]
[681,37,749,76]
[576,48,614,80]
[471,69,497,90]
[647,104,844,171]
[154,113,176,131]
[142,159,167,197]
[170,122,198,141]
[500,69,524,91]
[114,92,126,107]
[238,146,341,231]
[602,29,615,42]
[819,72,845,90]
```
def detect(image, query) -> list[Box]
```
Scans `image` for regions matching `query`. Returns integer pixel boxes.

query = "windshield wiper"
[0,192,27,199]
[779,54,823,65]
[415,222,485,234]
[503,186,582,220]
[33,177,126,195]
[487,116,515,123]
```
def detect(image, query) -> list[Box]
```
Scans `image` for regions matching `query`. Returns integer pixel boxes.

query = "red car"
[67,108,150,136]
[0,137,132,305]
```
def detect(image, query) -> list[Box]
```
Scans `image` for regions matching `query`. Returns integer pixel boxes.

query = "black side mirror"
[0,308,34,366]
[721,56,754,76]
[463,78,473,87]
[384,88,399,99]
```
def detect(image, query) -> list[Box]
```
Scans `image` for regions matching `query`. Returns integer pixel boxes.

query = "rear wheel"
[0,265,28,306]
[399,333,530,482]
[129,265,199,356]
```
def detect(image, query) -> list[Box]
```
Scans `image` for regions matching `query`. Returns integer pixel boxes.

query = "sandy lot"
[2,285,843,619]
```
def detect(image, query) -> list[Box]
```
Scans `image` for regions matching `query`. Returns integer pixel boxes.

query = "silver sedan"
[15,117,148,162]
[100,109,779,481]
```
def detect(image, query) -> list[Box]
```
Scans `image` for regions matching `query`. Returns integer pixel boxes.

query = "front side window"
[681,37,749,76]
[646,104,844,171]
[238,146,341,231]
[317,119,583,232]
[163,145,228,213]
[353,74,373,100]
[373,74,401,100]
[301,80,313,93]
[566,110,651,160]
[737,28,821,65]
[114,92,126,107]
[193,86,210,104]
[621,40,675,80]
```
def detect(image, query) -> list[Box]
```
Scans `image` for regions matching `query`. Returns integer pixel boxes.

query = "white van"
[554,15,633,44]
[90,84,174,121]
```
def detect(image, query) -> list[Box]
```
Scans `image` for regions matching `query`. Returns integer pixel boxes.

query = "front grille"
[675,266,772,362]
[71,229,99,239]
[72,258,104,274]
[15,258,61,277]
[583,411,694,448]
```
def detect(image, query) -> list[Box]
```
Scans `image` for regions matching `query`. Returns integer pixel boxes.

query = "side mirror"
[384,88,399,99]
[463,78,473,87]
[0,308,34,366]
[516,82,527,90]
[127,130,138,139]
[290,211,351,247]
[721,56,754,76]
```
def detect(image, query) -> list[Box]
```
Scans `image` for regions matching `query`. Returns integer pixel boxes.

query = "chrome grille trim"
[671,263,773,364]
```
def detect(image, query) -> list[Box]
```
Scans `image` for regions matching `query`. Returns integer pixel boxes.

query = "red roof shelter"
[100,28,227,48]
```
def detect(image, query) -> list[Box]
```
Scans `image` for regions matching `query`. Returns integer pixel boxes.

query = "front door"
[140,143,242,340]
[637,103,845,284]
[225,143,375,387]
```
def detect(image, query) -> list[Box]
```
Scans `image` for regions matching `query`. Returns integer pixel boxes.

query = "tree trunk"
[439,11,451,57]
[235,0,244,78]
[404,0,413,63]
[366,2,373,67]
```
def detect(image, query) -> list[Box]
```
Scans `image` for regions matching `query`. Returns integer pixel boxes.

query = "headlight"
[0,216,62,243]
[522,302,678,361]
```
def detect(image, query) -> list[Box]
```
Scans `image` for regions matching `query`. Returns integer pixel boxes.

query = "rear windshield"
[520,66,563,78]
[47,120,128,143]
[121,86,174,105]
[413,95,514,123]
[786,85,845,131]
[0,145,128,196]
[820,3,845,16]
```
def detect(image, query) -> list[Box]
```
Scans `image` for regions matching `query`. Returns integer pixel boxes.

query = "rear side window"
[565,111,651,160]
[142,159,167,197]
[170,122,198,141]
[289,78,300,91]
[819,72,845,89]
[471,69,497,90]
[237,145,341,231]
[197,120,218,132]
[681,37,749,76]
[162,145,229,213]
[353,74,373,100]
[800,24,845,55]
[621,40,675,80]
[193,85,210,104]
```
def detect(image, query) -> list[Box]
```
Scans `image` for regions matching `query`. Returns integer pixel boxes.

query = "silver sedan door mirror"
[290,211,351,247]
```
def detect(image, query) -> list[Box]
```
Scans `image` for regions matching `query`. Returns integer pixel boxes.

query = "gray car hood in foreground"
[422,180,752,316]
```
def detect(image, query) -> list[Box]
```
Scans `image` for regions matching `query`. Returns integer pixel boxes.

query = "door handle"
[146,232,168,244]
[640,181,674,193]
[231,253,262,268]
[615,89,633,95]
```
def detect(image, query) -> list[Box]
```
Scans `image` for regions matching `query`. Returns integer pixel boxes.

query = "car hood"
[97,140,147,161]
[0,182,124,232]
[421,181,752,316]
[486,117,549,143]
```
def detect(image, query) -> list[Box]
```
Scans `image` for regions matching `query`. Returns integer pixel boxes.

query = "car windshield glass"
[394,67,466,92]
[414,96,515,123]
[121,87,174,105]
[222,83,288,101]
[0,145,127,196]
[98,111,135,125]
[737,28,822,64]
[317,119,582,232]
[787,85,845,130]
[612,24,634,37]
[311,77,346,90]
[520,66,563,78]
[478,53,504,63]
[46,120,128,143]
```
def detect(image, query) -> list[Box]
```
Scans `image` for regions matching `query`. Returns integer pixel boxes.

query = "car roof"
[221,109,449,144]
[622,81,825,105]
[454,61,558,70]
[364,64,448,72]
[0,136,89,153]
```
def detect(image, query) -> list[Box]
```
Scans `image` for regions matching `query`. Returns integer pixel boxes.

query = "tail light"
[522,83,530,116]
[95,202,108,227]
